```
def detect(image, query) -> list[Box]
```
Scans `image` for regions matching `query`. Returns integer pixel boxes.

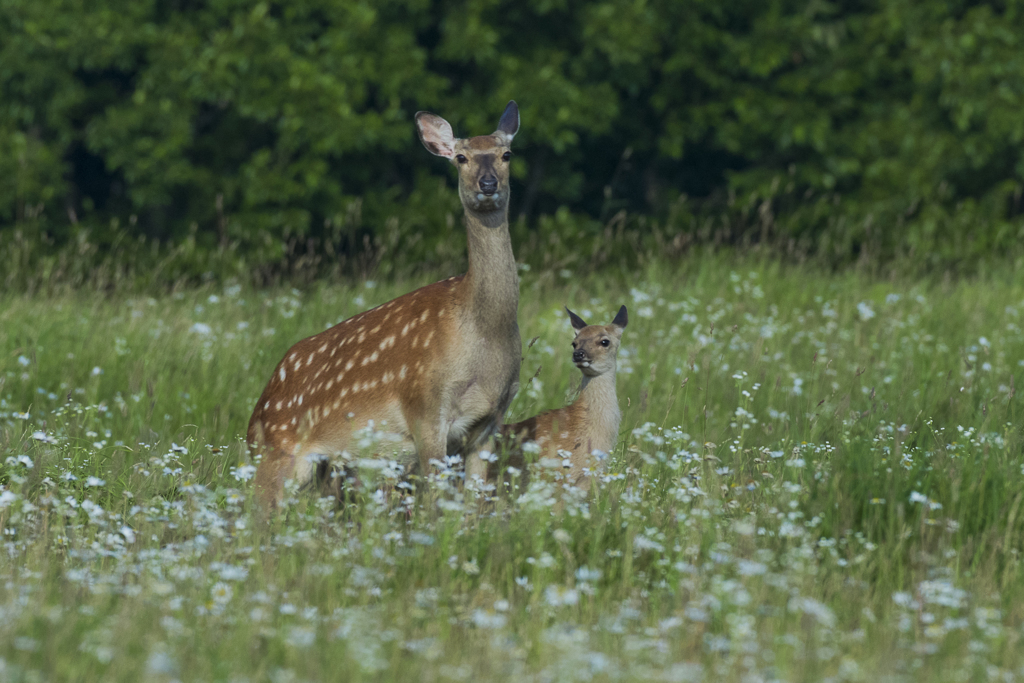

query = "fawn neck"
[576,368,621,453]
[463,206,518,332]
[578,368,618,409]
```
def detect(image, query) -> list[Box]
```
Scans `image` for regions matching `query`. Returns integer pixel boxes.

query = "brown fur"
[498,306,627,491]
[249,102,522,507]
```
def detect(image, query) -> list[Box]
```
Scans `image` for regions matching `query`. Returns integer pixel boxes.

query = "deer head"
[415,101,519,214]
[566,305,628,377]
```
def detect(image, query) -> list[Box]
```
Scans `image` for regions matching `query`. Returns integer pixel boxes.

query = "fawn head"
[416,101,519,214]
[565,305,628,377]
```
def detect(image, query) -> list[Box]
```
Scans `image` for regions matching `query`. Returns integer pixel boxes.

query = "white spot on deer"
[438,308,446,318]
[369,380,378,389]
[279,367,287,382]
[298,394,304,406]
[401,323,410,336]
[420,310,429,323]
[276,400,283,410]
[327,379,334,390]
[333,399,340,409]
[340,388,349,398]
[318,343,327,353]
[399,365,408,380]
[345,360,355,371]
[358,332,366,343]
[371,325,381,334]
[291,417,297,425]
[307,353,315,366]
[323,406,331,418]
[380,335,396,350]
[264,401,270,410]
[370,351,379,362]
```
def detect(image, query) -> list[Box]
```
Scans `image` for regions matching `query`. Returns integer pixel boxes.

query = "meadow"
[1,255,1023,682]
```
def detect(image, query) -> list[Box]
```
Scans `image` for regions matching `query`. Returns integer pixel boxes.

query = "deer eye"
[455,154,468,164]
[600,339,610,347]
[571,342,577,348]
[502,151,512,161]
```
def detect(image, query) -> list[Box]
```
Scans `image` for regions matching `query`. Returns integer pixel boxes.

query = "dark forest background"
[2,0,1023,284]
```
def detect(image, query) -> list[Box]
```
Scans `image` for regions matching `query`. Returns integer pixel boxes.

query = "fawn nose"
[573,350,587,363]
[479,175,498,196]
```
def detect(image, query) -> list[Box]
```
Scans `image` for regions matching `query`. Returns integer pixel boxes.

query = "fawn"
[248,102,522,507]
[499,305,628,491]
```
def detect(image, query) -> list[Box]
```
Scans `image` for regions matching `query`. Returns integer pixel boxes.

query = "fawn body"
[500,306,628,490]
[248,102,522,507]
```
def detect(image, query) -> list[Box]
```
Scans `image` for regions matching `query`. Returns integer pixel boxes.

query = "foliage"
[2,258,1024,679]
[2,0,1024,267]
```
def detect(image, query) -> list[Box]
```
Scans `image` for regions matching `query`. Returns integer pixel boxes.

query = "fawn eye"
[600,339,610,347]
[502,151,512,161]
[571,342,577,348]
[455,154,468,164]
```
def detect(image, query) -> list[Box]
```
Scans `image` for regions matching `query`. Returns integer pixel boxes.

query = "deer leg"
[253,449,294,509]
[413,422,448,480]
[464,443,491,489]
[463,419,504,491]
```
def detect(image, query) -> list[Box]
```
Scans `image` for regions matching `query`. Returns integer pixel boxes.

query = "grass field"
[2,255,1024,682]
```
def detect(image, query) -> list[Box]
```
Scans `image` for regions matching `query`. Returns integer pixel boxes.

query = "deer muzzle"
[479,175,498,196]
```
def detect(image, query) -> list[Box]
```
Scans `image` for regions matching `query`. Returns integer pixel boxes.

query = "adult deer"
[499,306,627,491]
[248,101,522,507]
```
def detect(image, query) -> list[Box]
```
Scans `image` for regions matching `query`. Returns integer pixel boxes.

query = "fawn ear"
[416,112,456,159]
[612,305,628,330]
[566,306,588,331]
[494,101,519,144]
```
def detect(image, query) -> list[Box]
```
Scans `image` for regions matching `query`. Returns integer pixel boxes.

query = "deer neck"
[577,369,621,446]
[462,207,518,333]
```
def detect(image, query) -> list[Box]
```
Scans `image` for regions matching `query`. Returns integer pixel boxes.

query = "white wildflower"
[857,301,875,321]
[232,465,257,481]
[0,490,18,508]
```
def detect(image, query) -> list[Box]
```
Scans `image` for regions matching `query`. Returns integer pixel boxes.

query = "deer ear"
[494,101,519,144]
[565,306,588,331]
[416,112,456,159]
[612,305,628,329]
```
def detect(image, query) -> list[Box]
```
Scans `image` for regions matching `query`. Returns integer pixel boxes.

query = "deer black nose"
[479,175,498,195]
[573,350,586,362]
